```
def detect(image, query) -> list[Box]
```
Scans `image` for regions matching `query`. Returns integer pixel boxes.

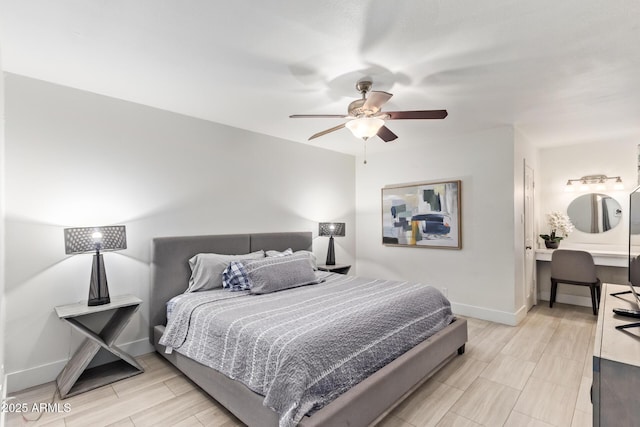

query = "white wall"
[355,126,520,325]
[3,73,356,392]
[0,46,7,427]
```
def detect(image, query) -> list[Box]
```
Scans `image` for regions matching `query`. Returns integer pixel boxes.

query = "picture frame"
[382,180,461,249]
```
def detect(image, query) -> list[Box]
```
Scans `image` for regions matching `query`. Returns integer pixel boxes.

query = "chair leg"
[589,285,598,315]
[550,279,557,308]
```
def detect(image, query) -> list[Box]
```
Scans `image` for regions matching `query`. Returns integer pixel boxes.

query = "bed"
[150,231,467,427]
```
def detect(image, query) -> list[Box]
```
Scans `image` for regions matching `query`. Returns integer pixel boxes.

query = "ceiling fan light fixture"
[290,79,447,141]
[345,117,385,140]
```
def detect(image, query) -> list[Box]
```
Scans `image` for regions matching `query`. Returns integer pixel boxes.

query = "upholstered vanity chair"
[550,249,601,315]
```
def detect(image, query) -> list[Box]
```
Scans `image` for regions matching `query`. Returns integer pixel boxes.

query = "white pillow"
[265,248,294,257]
[186,250,265,292]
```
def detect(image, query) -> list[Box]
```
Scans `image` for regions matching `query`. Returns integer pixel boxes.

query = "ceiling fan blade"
[290,114,347,118]
[377,125,398,142]
[308,123,346,140]
[385,110,448,120]
[363,91,393,113]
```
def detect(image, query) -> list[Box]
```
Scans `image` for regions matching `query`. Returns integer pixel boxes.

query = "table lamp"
[64,225,127,306]
[319,222,345,265]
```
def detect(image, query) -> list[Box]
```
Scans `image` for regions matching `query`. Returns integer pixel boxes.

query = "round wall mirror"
[567,193,622,233]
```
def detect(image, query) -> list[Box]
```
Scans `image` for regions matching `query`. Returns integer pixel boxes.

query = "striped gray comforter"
[160,273,454,427]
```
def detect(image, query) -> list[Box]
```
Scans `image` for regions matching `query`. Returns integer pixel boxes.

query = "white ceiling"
[2,0,640,156]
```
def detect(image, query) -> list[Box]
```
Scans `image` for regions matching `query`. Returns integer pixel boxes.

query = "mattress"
[160,273,454,427]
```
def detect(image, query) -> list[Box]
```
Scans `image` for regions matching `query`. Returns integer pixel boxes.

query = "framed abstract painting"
[382,180,461,249]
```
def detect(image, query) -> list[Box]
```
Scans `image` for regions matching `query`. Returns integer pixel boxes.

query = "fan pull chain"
[363,141,367,164]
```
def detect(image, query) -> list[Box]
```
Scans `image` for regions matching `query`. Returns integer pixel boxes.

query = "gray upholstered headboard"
[149,231,312,340]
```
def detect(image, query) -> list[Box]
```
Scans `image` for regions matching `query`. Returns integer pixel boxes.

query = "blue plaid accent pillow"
[222,261,252,291]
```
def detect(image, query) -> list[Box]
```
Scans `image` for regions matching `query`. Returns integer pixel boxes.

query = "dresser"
[592,283,640,426]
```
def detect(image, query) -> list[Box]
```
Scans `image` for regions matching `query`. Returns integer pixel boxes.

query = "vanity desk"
[536,248,630,267]
[536,247,633,305]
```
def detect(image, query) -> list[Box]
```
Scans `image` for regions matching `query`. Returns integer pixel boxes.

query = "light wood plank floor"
[7,303,595,427]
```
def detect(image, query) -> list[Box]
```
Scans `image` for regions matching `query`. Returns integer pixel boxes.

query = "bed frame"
[150,232,467,427]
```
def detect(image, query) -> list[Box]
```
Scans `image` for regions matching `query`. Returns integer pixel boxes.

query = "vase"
[545,240,559,249]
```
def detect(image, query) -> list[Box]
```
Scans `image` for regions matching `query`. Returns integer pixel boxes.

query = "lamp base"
[88,253,110,306]
[326,236,336,266]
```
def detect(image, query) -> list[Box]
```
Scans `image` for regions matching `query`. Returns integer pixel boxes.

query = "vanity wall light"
[564,174,624,192]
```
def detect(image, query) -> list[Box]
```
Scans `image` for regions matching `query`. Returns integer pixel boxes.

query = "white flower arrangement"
[540,211,575,242]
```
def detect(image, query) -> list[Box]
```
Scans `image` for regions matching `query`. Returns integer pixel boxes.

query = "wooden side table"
[55,294,144,398]
[317,264,351,275]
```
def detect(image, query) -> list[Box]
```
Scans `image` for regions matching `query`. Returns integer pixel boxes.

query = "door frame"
[524,160,536,309]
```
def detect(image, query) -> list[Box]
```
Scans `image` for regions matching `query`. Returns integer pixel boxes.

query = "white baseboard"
[6,338,154,394]
[451,301,524,326]
[538,291,594,308]
[513,304,529,324]
[451,293,593,327]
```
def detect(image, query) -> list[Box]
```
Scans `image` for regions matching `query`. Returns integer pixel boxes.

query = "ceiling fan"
[290,80,448,142]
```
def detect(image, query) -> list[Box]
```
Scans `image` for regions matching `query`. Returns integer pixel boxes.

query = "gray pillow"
[245,253,319,294]
[187,250,265,292]
[265,249,318,270]
[296,250,318,270]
